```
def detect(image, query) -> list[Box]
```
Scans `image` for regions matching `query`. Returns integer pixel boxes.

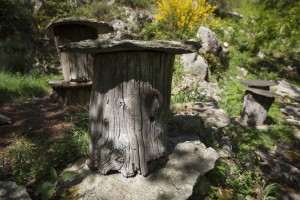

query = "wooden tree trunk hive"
[47,17,114,82]
[60,39,201,177]
[46,17,114,106]
[240,80,281,126]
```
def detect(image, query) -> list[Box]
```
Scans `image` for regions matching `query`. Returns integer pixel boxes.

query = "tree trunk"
[88,51,175,177]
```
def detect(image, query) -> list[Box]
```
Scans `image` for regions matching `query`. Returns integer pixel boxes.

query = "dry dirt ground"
[0,97,73,153]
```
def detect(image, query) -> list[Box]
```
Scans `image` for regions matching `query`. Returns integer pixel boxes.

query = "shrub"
[155,0,219,39]
[117,0,153,8]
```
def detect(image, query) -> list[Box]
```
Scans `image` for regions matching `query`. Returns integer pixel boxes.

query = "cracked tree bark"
[87,52,174,177]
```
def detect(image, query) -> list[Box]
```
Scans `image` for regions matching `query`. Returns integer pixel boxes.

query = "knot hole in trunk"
[145,88,163,122]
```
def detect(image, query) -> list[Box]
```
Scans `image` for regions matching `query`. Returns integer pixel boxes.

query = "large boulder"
[180,27,229,81]
[172,102,230,130]
[181,53,208,81]
[62,138,219,200]
[196,26,221,54]
[273,80,300,102]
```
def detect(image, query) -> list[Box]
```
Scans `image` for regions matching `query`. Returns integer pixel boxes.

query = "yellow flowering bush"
[155,0,218,38]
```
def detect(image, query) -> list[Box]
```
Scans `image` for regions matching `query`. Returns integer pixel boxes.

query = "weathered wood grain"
[53,24,98,82]
[88,52,175,177]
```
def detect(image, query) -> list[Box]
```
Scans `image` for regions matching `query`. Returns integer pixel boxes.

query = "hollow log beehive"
[60,39,201,177]
[47,17,114,82]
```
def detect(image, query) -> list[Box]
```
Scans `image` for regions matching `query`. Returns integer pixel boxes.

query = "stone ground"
[62,136,219,200]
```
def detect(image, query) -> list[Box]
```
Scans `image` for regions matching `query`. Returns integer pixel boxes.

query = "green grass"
[0,72,58,105]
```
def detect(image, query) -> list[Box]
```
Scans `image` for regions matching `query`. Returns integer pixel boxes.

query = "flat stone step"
[241,80,278,87]
[245,87,282,98]
[48,80,92,89]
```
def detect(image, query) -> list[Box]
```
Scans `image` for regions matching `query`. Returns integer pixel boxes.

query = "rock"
[171,102,217,117]
[219,42,230,69]
[172,102,230,129]
[171,102,230,148]
[112,30,139,40]
[227,12,244,18]
[196,26,221,54]
[198,81,222,102]
[273,80,300,102]
[0,114,12,125]
[236,67,249,80]
[172,75,222,102]
[181,53,208,81]
[110,19,127,32]
[63,139,219,200]
[218,145,234,158]
[203,109,230,129]
[60,39,201,54]
[280,104,300,120]
[257,50,265,58]
[0,181,31,200]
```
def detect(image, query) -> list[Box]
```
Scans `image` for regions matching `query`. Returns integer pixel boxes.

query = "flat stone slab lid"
[245,87,282,98]
[59,39,201,54]
[48,80,92,88]
[241,80,278,87]
[46,17,114,34]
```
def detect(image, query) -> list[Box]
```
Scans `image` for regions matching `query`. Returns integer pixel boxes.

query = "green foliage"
[0,0,39,72]
[263,183,278,200]
[0,72,54,105]
[206,118,295,198]
[171,86,209,104]
[203,53,225,80]
[218,81,244,118]
[2,107,89,184]
[116,0,153,8]
[216,0,300,62]
[40,167,78,200]
[171,56,210,103]
[207,158,261,199]
[40,181,57,200]
[36,0,74,29]
[88,1,116,22]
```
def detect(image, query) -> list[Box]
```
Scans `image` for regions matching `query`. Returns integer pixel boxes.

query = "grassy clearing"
[0,72,60,105]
